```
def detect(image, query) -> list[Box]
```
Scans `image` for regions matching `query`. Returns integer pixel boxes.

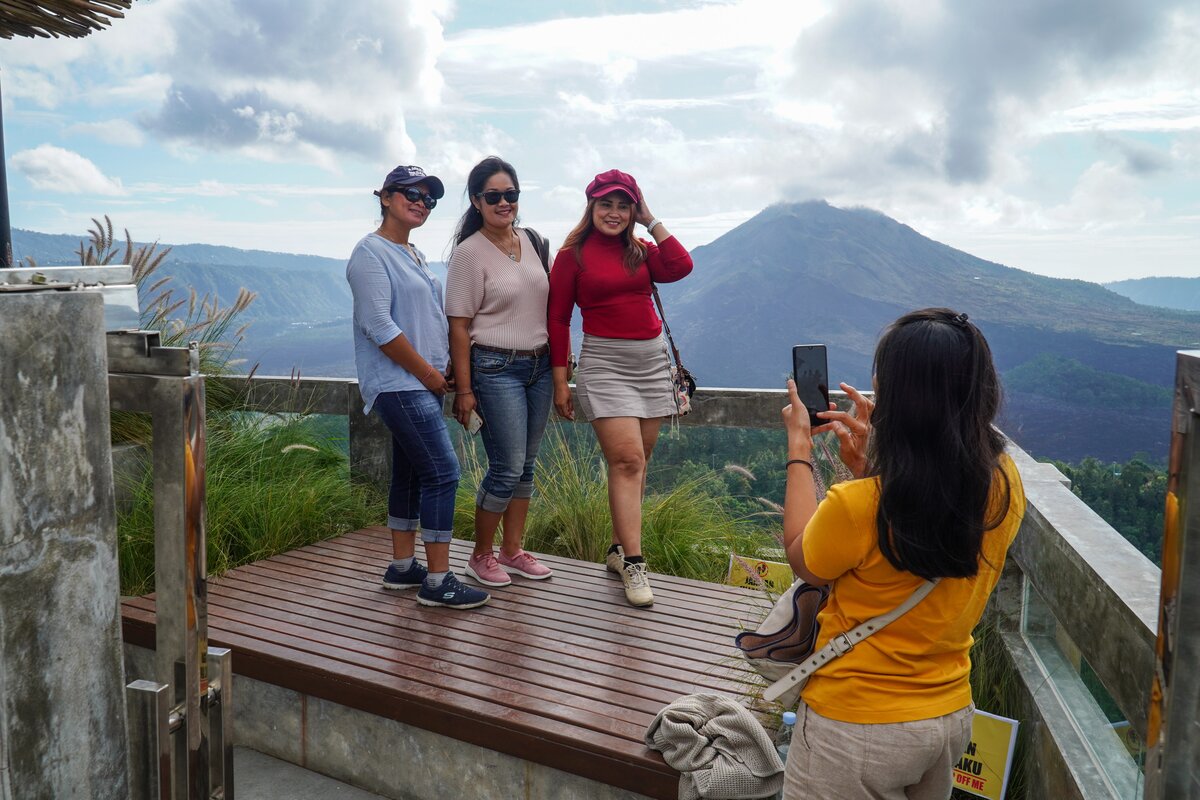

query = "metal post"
[127,680,172,800]
[207,647,234,800]
[1,73,13,267]
[110,331,224,800]
[1144,350,1200,798]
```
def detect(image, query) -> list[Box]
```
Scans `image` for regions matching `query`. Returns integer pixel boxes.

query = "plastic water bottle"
[776,711,797,762]
[769,711,797,800]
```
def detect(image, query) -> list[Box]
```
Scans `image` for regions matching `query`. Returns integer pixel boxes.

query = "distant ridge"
[1106,276,1200,312]
[11,206,1192,461]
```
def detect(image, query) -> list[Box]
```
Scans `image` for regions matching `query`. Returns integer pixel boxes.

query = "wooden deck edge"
[122,615,679,800]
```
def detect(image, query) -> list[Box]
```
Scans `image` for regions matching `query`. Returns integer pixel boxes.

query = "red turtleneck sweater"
[547,233,693,368]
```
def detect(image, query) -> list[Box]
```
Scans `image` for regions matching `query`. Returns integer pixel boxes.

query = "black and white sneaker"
[416,572,490,609]
[382,560,428,590]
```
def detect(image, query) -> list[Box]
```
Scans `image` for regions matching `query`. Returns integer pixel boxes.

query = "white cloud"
[67,119,147,146]
[138,0,448,165]
[12,145,126,196]
[441,1,819,70]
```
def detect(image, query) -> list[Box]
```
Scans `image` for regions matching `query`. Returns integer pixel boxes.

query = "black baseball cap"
[376,165,445,199]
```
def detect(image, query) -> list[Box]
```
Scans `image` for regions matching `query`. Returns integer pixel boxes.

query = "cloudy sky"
[3,0,1198,281]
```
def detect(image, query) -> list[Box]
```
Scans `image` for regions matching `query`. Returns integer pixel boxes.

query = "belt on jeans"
[472,342,549,358]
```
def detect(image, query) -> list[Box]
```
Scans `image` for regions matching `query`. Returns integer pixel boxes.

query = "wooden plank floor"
[121,527,772,799]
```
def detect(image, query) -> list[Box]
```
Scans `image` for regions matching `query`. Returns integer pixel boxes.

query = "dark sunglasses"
[476,189,520,205]
[388,186,437,209]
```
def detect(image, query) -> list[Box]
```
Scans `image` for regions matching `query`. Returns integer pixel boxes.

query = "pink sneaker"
[466,552,511,587]
[497,549,553,580]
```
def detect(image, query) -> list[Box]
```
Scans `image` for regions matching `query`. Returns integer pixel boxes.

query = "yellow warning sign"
[726,554,795,594]
[953,710,1019,799]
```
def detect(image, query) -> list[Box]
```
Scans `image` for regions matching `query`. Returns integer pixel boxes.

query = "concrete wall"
[0,292,129,800]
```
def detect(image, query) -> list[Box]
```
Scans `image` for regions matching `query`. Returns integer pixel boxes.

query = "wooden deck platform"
[120,528,771,799]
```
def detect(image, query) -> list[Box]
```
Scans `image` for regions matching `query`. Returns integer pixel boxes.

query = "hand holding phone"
[792,344,830,429]
[466,409,484,435]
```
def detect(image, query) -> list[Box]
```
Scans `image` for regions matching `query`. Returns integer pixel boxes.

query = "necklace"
[376,227,409,247]
[483,227,517,261]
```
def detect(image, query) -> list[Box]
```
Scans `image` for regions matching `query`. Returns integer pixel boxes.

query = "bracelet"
[785,458,813,471]
[646,218,663,234]
[421,365,436,381]
[457,389,473,395]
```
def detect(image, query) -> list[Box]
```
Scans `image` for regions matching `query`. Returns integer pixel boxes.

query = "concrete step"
[235,747,388,800]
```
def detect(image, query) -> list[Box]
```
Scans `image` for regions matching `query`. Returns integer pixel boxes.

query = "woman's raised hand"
[634,191,655,228]
[815,382,874,478]
[781,378,814,456]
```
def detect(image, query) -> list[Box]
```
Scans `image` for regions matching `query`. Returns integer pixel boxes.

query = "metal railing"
[112,331,234,800]
[210,372,1178,800]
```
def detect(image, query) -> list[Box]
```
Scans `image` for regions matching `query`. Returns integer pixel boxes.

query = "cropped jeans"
[372,390,460,543]
[471,347,553,513]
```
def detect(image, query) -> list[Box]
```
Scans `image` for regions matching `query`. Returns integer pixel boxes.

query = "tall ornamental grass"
[118,414,385,596]
[453,426,779,583]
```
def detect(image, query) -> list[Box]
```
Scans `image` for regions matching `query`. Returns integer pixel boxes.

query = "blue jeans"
[471,347,553,513]
[372,390,460,543]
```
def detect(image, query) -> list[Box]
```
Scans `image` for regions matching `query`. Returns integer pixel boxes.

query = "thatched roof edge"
[0,0,132,40]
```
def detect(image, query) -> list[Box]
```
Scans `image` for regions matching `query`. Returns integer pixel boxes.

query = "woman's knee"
[607,449,646,478]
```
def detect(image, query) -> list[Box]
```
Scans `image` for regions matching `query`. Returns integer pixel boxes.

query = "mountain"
[659,201,1198,462]
[1105,277,1200,312]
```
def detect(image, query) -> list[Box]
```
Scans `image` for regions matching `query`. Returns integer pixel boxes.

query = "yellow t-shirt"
[800,455,1025,724]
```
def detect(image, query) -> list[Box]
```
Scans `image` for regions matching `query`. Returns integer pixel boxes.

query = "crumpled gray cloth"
[644,693,784,800]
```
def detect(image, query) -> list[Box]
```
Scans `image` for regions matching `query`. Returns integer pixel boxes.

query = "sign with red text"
[953,710,1019,799]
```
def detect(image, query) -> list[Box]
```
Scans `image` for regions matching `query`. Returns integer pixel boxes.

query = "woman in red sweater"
[547,169,693,607]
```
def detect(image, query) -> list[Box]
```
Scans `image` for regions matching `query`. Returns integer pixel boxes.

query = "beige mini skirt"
[576,333,676,421]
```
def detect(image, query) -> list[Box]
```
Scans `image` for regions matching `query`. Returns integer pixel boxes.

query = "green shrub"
[452,426,778,582]
[117,414,385,595]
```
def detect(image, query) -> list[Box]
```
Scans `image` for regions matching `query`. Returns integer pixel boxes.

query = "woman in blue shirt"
[346,165,489,609]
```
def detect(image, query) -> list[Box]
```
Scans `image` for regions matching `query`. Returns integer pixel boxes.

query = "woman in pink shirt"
[446,156,555,589]
[547,169,693,607]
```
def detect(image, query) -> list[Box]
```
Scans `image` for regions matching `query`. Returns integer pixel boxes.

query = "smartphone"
[466,409,484,435]
[792,344,830,428]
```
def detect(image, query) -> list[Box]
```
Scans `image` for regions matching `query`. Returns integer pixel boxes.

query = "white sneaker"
[621,560,654,607]
[605,544,626,576]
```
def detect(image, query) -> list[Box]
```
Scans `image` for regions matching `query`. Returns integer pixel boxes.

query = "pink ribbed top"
[444,228,549,349]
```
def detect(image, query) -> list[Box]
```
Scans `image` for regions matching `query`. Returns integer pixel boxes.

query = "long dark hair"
[453,156,519,246]
[561,196,647,273]
[868,308,1011,580]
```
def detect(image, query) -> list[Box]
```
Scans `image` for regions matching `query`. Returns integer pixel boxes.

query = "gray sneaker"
[605,544,626,575]
[621,560,654,607]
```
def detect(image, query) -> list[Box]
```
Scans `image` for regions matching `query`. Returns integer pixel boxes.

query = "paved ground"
[235,747,388,800]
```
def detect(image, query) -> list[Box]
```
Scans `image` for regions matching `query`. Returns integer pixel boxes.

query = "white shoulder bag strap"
[762,578,940,703]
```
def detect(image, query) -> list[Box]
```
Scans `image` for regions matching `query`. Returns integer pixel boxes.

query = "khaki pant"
[783,702,975,800]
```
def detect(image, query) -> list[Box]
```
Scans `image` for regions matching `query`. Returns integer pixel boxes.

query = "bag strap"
[762,578,940,703]
[523,227,551,275]
[650,283,685,369]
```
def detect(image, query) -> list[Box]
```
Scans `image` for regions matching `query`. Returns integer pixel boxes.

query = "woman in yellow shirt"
[779,308,1026,800]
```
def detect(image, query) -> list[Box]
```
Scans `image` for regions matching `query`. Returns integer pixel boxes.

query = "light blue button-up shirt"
[346,232,450,413]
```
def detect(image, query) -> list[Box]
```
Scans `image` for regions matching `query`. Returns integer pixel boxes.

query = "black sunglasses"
[388,186,437,209]
[476,189,520,205]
